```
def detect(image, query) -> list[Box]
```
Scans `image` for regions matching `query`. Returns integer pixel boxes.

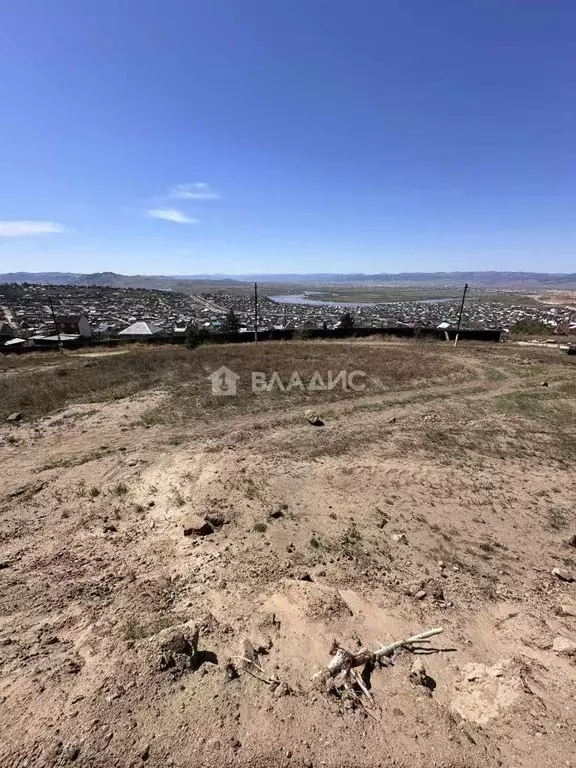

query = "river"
[268,294,458,308]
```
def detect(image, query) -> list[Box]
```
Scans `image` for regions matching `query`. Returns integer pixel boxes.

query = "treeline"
[0,283,24,302]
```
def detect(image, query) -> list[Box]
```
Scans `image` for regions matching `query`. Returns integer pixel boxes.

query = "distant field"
[224,285,464,303]
[299,288,461,303]
[263,286,541,306]
[533,290,576,306]
[473,291,543,307]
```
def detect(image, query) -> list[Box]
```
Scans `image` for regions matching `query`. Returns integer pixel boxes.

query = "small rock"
[141,744,150,761]
[392,533,408,545]
[305,409,323,426]
[404,582,423,597]
[387,416,396,424]
[63,744,80,762]
[555,604,576,618]
[127,459,138,467]
[0,636,12,646]
[298,571,313,582]
[161,630,194,656]
[273,681,291,698]
[103,525,117,533]
[409,658,427,685]
[414,590,427,600]
[429,582,445,601]
[255,637,273,653]
[7,412,22,422]
[552,636,576,657]
[567,534,576,548]
[268,507,284,519]
[540,381,548,387]
[409,658,435,692]
[552,567,574,583]
[205,511,226,528]
[183,515,213,537]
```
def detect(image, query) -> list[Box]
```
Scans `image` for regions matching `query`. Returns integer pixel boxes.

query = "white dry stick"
[312,627,444,686]
[231,656,268,677]
[375,627,444,659]
[351,669,375,706]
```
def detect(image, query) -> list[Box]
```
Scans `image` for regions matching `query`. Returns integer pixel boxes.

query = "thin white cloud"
[168,182,220,200]
[147,208,200,224]
[0,220,66,237]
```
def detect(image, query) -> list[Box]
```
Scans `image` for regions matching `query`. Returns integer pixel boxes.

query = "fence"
[0,325,501,355]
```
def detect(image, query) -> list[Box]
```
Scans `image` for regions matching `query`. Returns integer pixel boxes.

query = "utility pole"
[254,282,258,342]
[48,296,63,352]
[454,283,469,347]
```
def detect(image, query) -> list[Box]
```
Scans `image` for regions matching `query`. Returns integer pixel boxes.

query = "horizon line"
[2,269,576,278]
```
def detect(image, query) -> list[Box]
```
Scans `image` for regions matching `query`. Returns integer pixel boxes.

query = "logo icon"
[207,366,240,396]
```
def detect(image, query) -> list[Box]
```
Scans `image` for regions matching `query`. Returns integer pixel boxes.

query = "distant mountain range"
[0,272,246,292]
[1,270,576,290]
[229,271,576,287]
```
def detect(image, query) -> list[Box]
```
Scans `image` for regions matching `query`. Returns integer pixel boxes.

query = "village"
[1,282,576,349]
[208,290,576,334]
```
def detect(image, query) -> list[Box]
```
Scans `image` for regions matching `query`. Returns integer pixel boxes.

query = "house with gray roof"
[117,321,164,337]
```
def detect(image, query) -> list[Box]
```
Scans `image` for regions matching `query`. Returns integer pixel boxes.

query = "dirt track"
[1,343,575,768]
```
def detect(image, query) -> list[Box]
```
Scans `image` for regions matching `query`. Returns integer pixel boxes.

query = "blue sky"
[0,0,575,275]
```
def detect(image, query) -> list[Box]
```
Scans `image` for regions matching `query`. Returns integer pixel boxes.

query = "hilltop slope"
[1,340,575,768]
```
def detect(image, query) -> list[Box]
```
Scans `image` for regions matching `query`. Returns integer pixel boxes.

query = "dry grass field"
[1,339,575,768]
[0,340,466,422]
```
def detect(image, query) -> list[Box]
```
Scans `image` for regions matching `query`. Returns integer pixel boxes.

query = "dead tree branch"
[311,627,444,706]
[375,627,444,659]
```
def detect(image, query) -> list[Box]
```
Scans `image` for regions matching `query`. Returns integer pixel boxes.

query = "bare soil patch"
[1,341,575,768]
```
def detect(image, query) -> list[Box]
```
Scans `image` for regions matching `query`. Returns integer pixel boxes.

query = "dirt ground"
[1,340,575,768]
